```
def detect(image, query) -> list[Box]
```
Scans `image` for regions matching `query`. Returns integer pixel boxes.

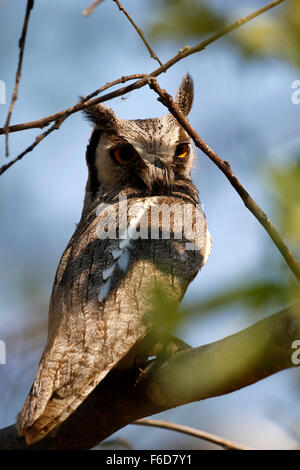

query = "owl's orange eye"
[174,143,189,159]
[112,145,138,165]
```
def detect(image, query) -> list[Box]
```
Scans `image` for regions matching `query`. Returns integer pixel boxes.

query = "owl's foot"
[135,335,191,385]
[153,336,191,358]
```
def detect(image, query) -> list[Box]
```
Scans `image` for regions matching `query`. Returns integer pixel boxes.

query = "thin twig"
[3,0,34,157]
[0,73,147,138]
[0,74,146,176]
[112,0,163,66]
[1,2,293,280]
[83,0,104,16]
[0,119,65,176]
[82,73,147,102]
[0,0,286,137]
[133,419,253,450]
[147,77,300,283]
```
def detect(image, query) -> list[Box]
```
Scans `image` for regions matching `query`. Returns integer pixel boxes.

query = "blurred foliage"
[147,272,299,335]
[150,0,226,42]
[181,157,300,321]
[147,0,300,322]
[145,283,182,345]
[149,0,300,69]
[183,280,290,317]
[149,157,300,331]
[270,159,300,251]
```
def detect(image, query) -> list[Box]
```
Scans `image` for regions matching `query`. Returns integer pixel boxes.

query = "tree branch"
[83,0,104,17]
[0,74,147,176]
[0,0,292,450]
[0,304,299,450]
[0,0,286,137]
[133,419,253,450]
[147,77,300,283]
[112,0,163,66]
[3,0,34,157]
[0,118,65,176]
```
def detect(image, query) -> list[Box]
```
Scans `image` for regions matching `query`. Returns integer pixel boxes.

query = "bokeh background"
[1,0,300,449]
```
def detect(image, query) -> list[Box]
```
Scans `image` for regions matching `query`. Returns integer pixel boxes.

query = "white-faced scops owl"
[17,74,212,444]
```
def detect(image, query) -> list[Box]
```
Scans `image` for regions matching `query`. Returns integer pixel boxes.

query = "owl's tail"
[16,331,115,445]
[17,352,114,445]
[17,321,146,445]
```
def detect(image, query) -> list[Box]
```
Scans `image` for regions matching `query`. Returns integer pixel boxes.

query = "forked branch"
[0,74,147,176]
[0,0,286,138]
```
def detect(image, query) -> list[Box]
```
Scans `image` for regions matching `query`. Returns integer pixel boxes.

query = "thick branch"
[0,0,286,137]
[0,304,299,450]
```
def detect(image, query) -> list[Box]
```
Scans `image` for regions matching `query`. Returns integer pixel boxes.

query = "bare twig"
[133,419,253,450]
[2,1,294,278]
[3,0,34,157]
[1,3,294,281]
[83,0,104,16]
[112,0,162,66]
[0,73,146,137]
[1,3,294,282]
[0,0,285,137]
[0,74,146,176]
[0,119,65,176]
[148,77,300,283]
[82,73,147,102]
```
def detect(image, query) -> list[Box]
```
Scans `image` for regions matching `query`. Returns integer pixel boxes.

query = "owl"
[17,74,212,445]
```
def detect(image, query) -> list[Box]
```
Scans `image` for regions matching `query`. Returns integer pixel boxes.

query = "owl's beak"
[141,152,171,165]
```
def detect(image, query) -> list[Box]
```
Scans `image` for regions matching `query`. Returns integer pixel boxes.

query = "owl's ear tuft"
[83,103,118,132]
[175,74,194,116]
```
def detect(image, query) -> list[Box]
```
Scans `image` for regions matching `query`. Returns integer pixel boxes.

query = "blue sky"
[0,0,299,449]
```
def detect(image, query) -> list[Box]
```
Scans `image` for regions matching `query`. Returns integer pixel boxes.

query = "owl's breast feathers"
[17,188,211,444]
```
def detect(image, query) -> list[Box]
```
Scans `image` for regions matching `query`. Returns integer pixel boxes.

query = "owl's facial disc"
[93,130,194,194]
[84,74,195,194]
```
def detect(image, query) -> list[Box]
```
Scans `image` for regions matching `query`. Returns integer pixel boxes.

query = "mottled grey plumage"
[17,74,212,444]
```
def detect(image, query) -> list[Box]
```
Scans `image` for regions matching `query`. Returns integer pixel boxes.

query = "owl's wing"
[17,191,211,444]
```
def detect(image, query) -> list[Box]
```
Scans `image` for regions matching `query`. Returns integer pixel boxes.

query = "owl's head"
[83,74,196,199]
